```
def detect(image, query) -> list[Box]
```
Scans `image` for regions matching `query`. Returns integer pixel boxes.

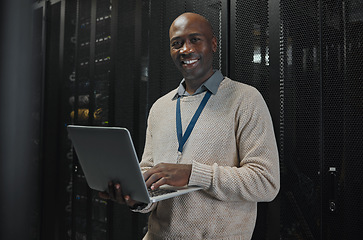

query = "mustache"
[180,53,198,59]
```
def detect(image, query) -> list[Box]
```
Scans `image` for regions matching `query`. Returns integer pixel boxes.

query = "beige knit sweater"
[136,77,280,240]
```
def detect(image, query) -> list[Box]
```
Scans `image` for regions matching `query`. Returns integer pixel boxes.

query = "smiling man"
[100,12,280,240]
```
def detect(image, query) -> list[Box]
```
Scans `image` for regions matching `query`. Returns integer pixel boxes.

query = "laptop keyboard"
[148,188,177,197]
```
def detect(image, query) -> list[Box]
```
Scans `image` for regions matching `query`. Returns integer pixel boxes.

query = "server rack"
[69,0,112,239]
[278,0,363,239]
[65,0,149,239]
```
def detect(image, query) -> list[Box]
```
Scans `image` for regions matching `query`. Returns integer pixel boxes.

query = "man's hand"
[143,163,192,190]
[98,181,139,207]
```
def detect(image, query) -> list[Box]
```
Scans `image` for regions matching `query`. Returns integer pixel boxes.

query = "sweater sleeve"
[188,91,280,202]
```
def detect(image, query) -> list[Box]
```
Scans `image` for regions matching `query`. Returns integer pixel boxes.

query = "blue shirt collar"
[172,70,224,100]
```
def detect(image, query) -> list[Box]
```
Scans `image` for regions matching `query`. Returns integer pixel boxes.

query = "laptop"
[67,125,202,203]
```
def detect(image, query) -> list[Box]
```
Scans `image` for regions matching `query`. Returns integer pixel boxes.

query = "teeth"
[183,59,198,64]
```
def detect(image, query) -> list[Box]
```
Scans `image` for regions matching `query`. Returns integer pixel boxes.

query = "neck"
[184,70,214,94]
[185,81,202,94]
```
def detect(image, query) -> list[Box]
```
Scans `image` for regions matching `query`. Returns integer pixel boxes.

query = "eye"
[190,37,200,43]
[171,41,182,49]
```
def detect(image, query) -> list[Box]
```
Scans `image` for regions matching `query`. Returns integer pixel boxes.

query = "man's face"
[169,14,217,82]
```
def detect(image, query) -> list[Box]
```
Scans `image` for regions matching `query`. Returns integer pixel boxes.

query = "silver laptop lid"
[67,125,151,203]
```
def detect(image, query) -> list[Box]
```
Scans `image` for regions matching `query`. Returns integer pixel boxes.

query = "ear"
[211,36,217,53]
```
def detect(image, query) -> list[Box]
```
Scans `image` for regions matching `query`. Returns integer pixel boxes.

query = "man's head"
[169,13,217,84]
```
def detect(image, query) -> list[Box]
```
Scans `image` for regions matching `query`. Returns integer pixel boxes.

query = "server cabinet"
[321,0,363,239]
[37,0,115,239]
[229,0,281,238]
[69,0,114,239]
[279,0,322,238]
[67,0,149,239]
[278,0,363,239]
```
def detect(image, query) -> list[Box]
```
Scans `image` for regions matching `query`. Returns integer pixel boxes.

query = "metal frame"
[266,0,281,238]
[221,0,230,76]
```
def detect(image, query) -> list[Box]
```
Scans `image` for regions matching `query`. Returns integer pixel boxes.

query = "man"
[100,12,280,239]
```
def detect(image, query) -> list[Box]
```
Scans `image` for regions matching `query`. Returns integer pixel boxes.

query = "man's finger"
[114,183,124,203]
[143,163,165,180]
[143,168,157,181]
[145,172,164,188]
[151,177,168,190]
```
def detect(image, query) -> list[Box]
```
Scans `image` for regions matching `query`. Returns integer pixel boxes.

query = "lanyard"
[176,91,212,154]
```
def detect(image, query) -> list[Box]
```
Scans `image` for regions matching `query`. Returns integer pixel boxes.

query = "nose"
[180,40,194,54]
